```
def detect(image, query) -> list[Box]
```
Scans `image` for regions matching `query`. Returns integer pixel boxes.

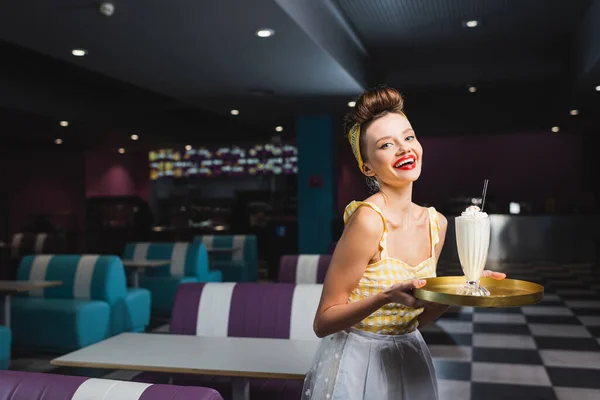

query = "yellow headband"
[347,112,406,171]
[347,124,364,171]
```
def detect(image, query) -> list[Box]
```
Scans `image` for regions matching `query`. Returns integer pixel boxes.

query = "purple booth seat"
[0,370,223,400]
[278,254,331,284]
[137,282,323,400]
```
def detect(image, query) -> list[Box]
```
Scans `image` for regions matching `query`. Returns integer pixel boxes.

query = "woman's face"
[362,112,423,186]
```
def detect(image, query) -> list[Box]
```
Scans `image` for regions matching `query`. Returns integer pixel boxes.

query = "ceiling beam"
[273,0,374,91]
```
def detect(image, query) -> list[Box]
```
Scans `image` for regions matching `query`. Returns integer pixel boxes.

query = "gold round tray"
[413,276,544,307]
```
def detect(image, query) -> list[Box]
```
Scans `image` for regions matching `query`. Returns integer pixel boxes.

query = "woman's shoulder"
[418,204,447,232]
[343,198,385,232]
[344,195,385,219]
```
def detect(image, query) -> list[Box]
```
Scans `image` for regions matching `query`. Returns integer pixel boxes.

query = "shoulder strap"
[427,207,440,258]
[343,201,388,258]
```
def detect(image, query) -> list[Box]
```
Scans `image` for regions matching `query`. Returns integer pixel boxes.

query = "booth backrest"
[10,232,66,259]
[171,282,322,340]
[123,242,209,278]
[278,254,331,284]
[17,255,127,304]
[194,235,257,264]
[0,370,223,400]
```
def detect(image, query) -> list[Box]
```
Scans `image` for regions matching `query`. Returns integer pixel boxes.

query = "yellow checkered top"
[344,201,440,335]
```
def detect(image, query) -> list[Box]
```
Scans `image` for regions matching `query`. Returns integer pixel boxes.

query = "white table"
[51,332,320,400]
[122,260,170,287]
[0,280,63,327]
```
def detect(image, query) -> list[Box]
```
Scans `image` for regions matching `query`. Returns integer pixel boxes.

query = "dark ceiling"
[0,0,598,149]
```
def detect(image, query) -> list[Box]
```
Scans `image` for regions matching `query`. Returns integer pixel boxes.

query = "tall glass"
[455,214,491,296]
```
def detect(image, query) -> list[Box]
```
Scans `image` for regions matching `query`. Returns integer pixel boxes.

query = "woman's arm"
[313,207,424,338]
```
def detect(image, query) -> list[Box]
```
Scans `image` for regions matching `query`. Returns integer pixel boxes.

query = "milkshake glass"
[455,205,491,296]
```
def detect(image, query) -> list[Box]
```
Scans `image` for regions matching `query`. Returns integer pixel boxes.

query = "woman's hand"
[482,270,506,280]
[382,279,427,308]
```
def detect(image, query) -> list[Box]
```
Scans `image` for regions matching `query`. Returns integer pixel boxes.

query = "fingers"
[384,279,427,307]
[482,270,506,280]
[415,278,427,287]
[394,279,426,291]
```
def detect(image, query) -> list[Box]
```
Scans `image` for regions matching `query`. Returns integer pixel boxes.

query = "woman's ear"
[362,164,375,177]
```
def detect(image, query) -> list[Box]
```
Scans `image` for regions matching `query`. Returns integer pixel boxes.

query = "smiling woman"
[301,86,444,400]
[303,86,506,400]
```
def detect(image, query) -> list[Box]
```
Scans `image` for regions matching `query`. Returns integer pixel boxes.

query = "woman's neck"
[378,182,414,224]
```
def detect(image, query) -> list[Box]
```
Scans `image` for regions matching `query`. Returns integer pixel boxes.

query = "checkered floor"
[427,261,600,400]
[9,262,600,399]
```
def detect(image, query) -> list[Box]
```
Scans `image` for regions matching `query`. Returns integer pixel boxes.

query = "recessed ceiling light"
[256,29,275,38]
[275,126,283,132]
[130,134,139,140]
[230,109,239,115]
[59,120,69,127]
[118,148,125,154]
[468,86,477,93]
[55,138,63,145]
[348,101,356,107]
[551,126,560,132]
[465,20,478,28]
[71,49,87,57]
[570,109,579,116]
[596,85,600,91]
[185,145,192,151]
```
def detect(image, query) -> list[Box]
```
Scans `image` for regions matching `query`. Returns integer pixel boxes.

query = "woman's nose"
[396,142,411,154]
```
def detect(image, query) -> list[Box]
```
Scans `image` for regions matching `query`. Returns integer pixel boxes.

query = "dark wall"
[0,149,149,243]
[337,131,590,216]
[0,149,86,236]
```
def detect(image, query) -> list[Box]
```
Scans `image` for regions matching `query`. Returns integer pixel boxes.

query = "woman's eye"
[405,135,415,141]
[380,143,392,149]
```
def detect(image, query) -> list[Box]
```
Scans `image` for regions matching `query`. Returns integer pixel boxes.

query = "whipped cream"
[460,205,488,219]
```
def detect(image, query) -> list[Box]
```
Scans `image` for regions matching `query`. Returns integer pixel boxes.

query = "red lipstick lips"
[393,155,416,170]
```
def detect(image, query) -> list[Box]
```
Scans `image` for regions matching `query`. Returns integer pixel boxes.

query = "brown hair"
[344,85,405,164]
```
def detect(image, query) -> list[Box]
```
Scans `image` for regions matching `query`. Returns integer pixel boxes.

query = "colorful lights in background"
[149,143,298,180]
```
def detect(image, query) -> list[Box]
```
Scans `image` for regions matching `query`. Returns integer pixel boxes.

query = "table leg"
[132,269,140,288]
[232,378,250,400]
[594,239,600,277]
[0,294,10,327]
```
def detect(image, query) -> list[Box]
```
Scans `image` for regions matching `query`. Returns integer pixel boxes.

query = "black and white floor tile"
[426,261,600,400]
[9,262,600,399]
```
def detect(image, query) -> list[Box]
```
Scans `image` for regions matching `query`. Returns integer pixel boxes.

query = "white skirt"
[302,328,438,400]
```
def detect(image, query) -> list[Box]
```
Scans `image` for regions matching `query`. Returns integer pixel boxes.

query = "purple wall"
[85,151,150,201]
[1,150,86,235]
[1,149,149,238]
[337,131,588,215]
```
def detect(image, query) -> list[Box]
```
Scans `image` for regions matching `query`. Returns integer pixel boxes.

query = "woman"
[302,86,504,399]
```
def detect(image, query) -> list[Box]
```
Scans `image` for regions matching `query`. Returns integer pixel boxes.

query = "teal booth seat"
[12,255,151,353]
[0,326,10,369]
[123,242,222,315]
[193,235,258,282]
